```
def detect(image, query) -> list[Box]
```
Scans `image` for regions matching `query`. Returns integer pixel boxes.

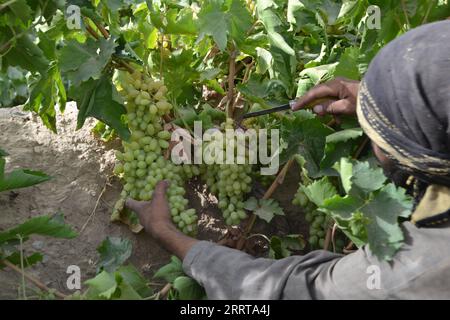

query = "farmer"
[126,21,450,299]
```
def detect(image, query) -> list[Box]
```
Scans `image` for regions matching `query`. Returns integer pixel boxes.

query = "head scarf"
[356,21,450,226]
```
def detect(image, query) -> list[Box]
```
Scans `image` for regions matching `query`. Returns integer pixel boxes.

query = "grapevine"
[200,118,253,225]
[111,70,199,235]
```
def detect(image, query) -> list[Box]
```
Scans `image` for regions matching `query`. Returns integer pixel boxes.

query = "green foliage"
[317,158,414,260]
[269,234,306,259]
[244,197,284,223]
[0,150,51,192]
[280,113,333,177]
[0,214,77,244]
[84,264,152,300]
[97,237,133,273]
[0,214,77,269]
[154,255,206,300]
[154,256,184,282]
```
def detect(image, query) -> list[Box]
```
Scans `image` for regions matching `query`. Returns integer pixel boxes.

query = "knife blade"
[241,101,295,119]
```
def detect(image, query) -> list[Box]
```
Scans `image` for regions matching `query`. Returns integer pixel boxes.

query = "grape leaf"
[85,264,152,300]
[85,270,118,299]
[0,169,51,192]
[70,75,130,140]
[0,214,77,244]
[97,237,132,273]
[2,32,50,74]
[256,0,295,56]
[269,236,291,259]
[296,63,338,97]
[280,115,333,177]
[361,184,413,260]
[320,159,414,261]
[334,47,361,80]
[244,197,284,223]
[116,265,152,298]
[322,194,364,220]
[197,1,229,51]
[59,38,117,85]
[154,256,184,283]
[3,252,43,268]
[25,64,66,133]
[269,234,306,259]
[173,276,206,300]
[243,197,259,211]
[8,0,32,27]
[351,161,387,194]
[301,177,337,207]
[228,0,253,46]
[326,128,363,144]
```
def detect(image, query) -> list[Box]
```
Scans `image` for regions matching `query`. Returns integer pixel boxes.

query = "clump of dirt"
[0,103,307,299]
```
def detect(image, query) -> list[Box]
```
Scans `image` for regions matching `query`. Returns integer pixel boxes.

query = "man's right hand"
[291,78,360,116]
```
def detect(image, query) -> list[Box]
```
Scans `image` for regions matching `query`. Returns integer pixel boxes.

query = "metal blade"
[242,103,291,119]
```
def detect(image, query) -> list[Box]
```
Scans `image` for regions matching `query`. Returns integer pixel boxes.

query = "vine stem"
[85,23,100,40]
[236,159,295,250]
[353,136,369,159]
[93,20,109,39]
[421,0,436,24]
[331,223,338,252]
[400,0,411,29]
[323,227,332,251]
[0,0,18,11]
[1,259,67,299]
[156,283,172,300]
[226,48,237,119]
[80,179,108,234]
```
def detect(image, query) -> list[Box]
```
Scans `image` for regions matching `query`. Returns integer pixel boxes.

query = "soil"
[0,103,306,299]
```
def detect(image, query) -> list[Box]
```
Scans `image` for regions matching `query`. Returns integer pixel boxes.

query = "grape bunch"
[293,185,345,251]
[112,71,198,235]
[200,119,253,225]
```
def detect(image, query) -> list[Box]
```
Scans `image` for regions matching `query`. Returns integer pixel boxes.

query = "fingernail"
[289,100,297,110]
[314,105,324,114]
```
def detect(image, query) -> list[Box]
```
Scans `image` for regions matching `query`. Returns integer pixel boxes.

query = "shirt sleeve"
[182,222,450,300]
[182,241,390,300]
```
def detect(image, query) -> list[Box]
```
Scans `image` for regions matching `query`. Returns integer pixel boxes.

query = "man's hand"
[291,78,360,116]
[126,180,172,240]
[125,180,198,260]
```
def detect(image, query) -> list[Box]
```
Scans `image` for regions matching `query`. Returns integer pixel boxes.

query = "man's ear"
[371,141,390,166]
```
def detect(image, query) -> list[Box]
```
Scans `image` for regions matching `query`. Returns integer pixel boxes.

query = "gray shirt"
[182,222,450,299]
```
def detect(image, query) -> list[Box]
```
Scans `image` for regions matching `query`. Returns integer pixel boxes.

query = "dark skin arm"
[125,180,198,260]
[126,78,361,260]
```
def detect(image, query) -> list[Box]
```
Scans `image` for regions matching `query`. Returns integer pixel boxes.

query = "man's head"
[357,21,450,188]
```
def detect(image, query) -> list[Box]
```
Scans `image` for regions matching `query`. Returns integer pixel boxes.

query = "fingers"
[312,99,355,116]
[291,80,342,111]
[125,198,144,213]
[153,180,170,196]
[324,99,355,116]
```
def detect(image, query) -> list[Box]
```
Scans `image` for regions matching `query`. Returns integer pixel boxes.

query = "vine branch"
[1,259,67,299]
[226,48,237,119]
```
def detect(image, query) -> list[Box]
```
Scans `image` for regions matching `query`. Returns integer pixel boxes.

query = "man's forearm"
[155,224,199,260]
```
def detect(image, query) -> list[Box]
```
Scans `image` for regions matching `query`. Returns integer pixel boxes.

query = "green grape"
[113,71,197,236]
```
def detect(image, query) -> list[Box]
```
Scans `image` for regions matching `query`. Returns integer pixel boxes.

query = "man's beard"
[381,160,410,188]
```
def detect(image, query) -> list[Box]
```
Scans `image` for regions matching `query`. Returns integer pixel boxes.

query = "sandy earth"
[0,103,304,299]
